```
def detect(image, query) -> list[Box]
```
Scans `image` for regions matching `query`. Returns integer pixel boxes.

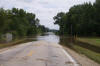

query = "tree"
[53,12,66,35]
[53,0,100,36]
[0,8,47,39]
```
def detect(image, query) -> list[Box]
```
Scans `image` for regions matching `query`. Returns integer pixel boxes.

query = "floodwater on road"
[37,32,60,44]
[0,32,79,66]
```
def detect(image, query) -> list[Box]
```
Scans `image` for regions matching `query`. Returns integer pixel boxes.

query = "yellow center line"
[27,50,34,57]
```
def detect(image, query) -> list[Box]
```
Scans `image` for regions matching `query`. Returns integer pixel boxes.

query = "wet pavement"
[0,41,79,66]
[0,32,80,66]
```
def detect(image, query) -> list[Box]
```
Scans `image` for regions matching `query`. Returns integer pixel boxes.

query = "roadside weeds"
[63,46,100,66]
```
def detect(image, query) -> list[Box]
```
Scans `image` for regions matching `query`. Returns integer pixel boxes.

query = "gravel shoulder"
[63,46,100,66]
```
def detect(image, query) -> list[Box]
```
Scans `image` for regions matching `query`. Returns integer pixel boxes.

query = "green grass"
[77,37,100,47]
[0,38,36,49]
[60,37,100,64]
[73,45,100,64]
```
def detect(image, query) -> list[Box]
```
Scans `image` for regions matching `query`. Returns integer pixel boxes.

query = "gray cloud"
[17,0,33,3]
[0,0,95,29]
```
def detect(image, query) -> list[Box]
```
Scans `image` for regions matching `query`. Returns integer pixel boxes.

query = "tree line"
[54,0,100,36]
[0,8,48,39]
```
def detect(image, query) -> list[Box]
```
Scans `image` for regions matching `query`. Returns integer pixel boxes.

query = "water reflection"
[59,36,100,53]
[37,32,98,52]
[37,32,60,44]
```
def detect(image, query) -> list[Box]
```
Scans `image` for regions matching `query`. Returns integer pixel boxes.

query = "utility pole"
[70,24,73,45]
[71,24,73,37]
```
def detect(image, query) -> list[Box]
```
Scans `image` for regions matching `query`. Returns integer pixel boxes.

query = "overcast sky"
[0,0,95,30]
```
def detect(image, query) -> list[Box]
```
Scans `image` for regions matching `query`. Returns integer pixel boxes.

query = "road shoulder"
[63,46,100,66]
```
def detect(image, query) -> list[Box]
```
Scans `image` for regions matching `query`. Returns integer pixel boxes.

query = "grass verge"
[77,37,100,47]
[0,38,36,49]
[73,45,100,64]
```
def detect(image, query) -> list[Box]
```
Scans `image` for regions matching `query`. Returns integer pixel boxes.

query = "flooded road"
[0,32,79,66]
[37,32,60,44]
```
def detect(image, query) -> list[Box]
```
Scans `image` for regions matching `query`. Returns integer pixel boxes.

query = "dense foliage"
[54,0,100,36]
[0,8,47,38]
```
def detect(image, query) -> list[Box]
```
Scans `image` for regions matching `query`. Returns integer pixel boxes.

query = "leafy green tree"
[53,0,100,36]
[0,8,47,39]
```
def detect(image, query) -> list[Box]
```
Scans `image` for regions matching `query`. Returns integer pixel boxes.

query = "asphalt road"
[0,41,79,66]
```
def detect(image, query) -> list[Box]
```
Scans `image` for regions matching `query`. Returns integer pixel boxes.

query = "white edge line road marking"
[61,46,80,66]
